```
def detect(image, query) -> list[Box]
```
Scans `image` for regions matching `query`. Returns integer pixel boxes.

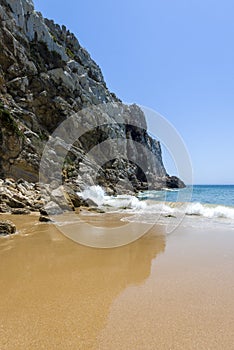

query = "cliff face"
[0,0,184,194]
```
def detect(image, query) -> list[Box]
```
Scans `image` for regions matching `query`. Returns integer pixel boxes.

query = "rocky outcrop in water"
[0,0,184,210]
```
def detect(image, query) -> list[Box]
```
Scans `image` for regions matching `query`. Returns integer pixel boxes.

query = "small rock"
[17,178,26,185]
[39,215,53,223]
[0,203,10,213]
[83,198,98,207]
[88,208,105,213]
[39,208,48,216]
[0,220,16,236]
[5,179,16,187]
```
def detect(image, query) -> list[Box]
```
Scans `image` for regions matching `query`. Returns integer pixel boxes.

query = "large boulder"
[63,185,87,207]
[50,185,74,211]
[43,201,64,215]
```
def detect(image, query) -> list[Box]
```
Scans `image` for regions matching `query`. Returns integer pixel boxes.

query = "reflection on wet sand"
[0,214,166,349]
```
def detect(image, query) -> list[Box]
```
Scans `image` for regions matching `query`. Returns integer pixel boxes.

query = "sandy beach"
[0,213,234,349]
[0,0,233,349]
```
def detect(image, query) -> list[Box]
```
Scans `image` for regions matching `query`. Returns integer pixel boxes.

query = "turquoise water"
[189,185,234,206]
[138,185,234,207]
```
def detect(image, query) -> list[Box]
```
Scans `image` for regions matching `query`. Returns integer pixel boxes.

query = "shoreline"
[1,197,234,240]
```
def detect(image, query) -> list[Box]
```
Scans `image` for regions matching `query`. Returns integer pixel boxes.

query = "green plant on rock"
[66,47,75,59]
[50,33,59,44]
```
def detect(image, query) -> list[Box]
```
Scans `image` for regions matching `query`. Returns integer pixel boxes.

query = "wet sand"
[0,213,234,349]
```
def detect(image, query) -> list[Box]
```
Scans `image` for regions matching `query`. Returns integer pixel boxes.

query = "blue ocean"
[190,185,234,206]
[139,185,234,207]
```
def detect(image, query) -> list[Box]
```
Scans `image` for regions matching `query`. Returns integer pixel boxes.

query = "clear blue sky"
[34,0,234,184]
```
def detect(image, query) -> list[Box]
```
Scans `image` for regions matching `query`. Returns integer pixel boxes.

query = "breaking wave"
[185,202,234,220]
[78,186,106,206]
[78,186,234,227]
[78,186,147,210]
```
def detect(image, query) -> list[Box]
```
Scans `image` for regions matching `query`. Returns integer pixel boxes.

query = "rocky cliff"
[0,0,184,205]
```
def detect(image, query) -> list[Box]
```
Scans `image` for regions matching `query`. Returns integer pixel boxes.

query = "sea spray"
[78,186,106,206]
[78,186,147,210]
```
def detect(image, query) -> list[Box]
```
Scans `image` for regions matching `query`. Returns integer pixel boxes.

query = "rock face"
[0,0,185,199]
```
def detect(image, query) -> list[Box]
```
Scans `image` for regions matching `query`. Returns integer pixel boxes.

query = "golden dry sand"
[0,213,234,349]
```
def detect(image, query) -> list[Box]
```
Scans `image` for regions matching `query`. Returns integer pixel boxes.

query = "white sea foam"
[104,195,147,210]
[78,186,106,206]
[185,202,234,220]
[78,186,147,210]
[78,186,234,228]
